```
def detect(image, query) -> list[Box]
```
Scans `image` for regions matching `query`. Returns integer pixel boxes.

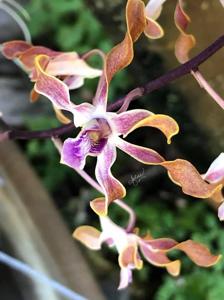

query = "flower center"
[85,118,112,155]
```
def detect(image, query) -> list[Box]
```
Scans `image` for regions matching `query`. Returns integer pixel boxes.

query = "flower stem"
[191,70,224,109]
[2,35,224,139]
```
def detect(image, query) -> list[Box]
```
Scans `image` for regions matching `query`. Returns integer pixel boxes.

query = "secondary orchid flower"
[74,215,221,289]
[202,153,224,221]
[1,40,102,93]
[1,40,103,123]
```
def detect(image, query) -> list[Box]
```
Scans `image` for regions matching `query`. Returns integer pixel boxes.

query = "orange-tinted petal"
[111,109,152,137]
[144,18,164,39]
[73,225,101,250]
[20,46,59,70]
[174,0,196,63]
[140,242,181,276]
[106,0,146,83]
[119,244,143,270]
[175,240,221,267]
[90,197,108,217]
[125,114,179,143]
[1,40,31,59]
[161,159,222,198]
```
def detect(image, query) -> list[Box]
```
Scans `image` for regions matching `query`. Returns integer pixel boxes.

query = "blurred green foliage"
[23,1,224,299]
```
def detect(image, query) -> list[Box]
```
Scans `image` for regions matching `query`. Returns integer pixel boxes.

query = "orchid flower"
[1,41,102,89]
[1,40,103,123]
[29,0,221,217]
[202,153,224,221]
[74,215,221,289]
[1,40,102,97]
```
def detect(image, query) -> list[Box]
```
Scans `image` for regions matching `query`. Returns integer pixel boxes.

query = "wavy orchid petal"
[93,0,146,110]
[91,142,126,216]
[123,114,179,144]
[161,159,223,198]
[116,137,165,164]
[143,238,178,250]
[20,46,59,70]
[92,74,108,111]
[2,40,102,89]
[174,240,222,267]
[106,0,146,84]
[46,53,102,78]
[174,0,196,63]
[144,18,164,39]
[2,40,31,59]
[140,242,181,276]
[34,55,72,110]
[111,109,152,136]
[73,226,101,250]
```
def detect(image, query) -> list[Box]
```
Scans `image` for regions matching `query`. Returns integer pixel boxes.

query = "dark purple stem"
[108,34,224,111]
[2,34,224,141]
[7,122,75,140]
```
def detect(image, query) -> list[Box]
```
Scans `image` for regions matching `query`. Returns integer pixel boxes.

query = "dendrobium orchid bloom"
[74,215,221,289]
[29,0,221,217]
[1,40,102,123]
[1,40,102,92]
[202,153,224,221]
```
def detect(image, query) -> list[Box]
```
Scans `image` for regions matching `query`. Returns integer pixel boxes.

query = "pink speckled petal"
[34,55,72,110]
[93,141,126,215]
[116,137,165,164]
[111,109,152,136]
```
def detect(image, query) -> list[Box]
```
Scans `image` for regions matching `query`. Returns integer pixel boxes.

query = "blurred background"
[0,0,224,299]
